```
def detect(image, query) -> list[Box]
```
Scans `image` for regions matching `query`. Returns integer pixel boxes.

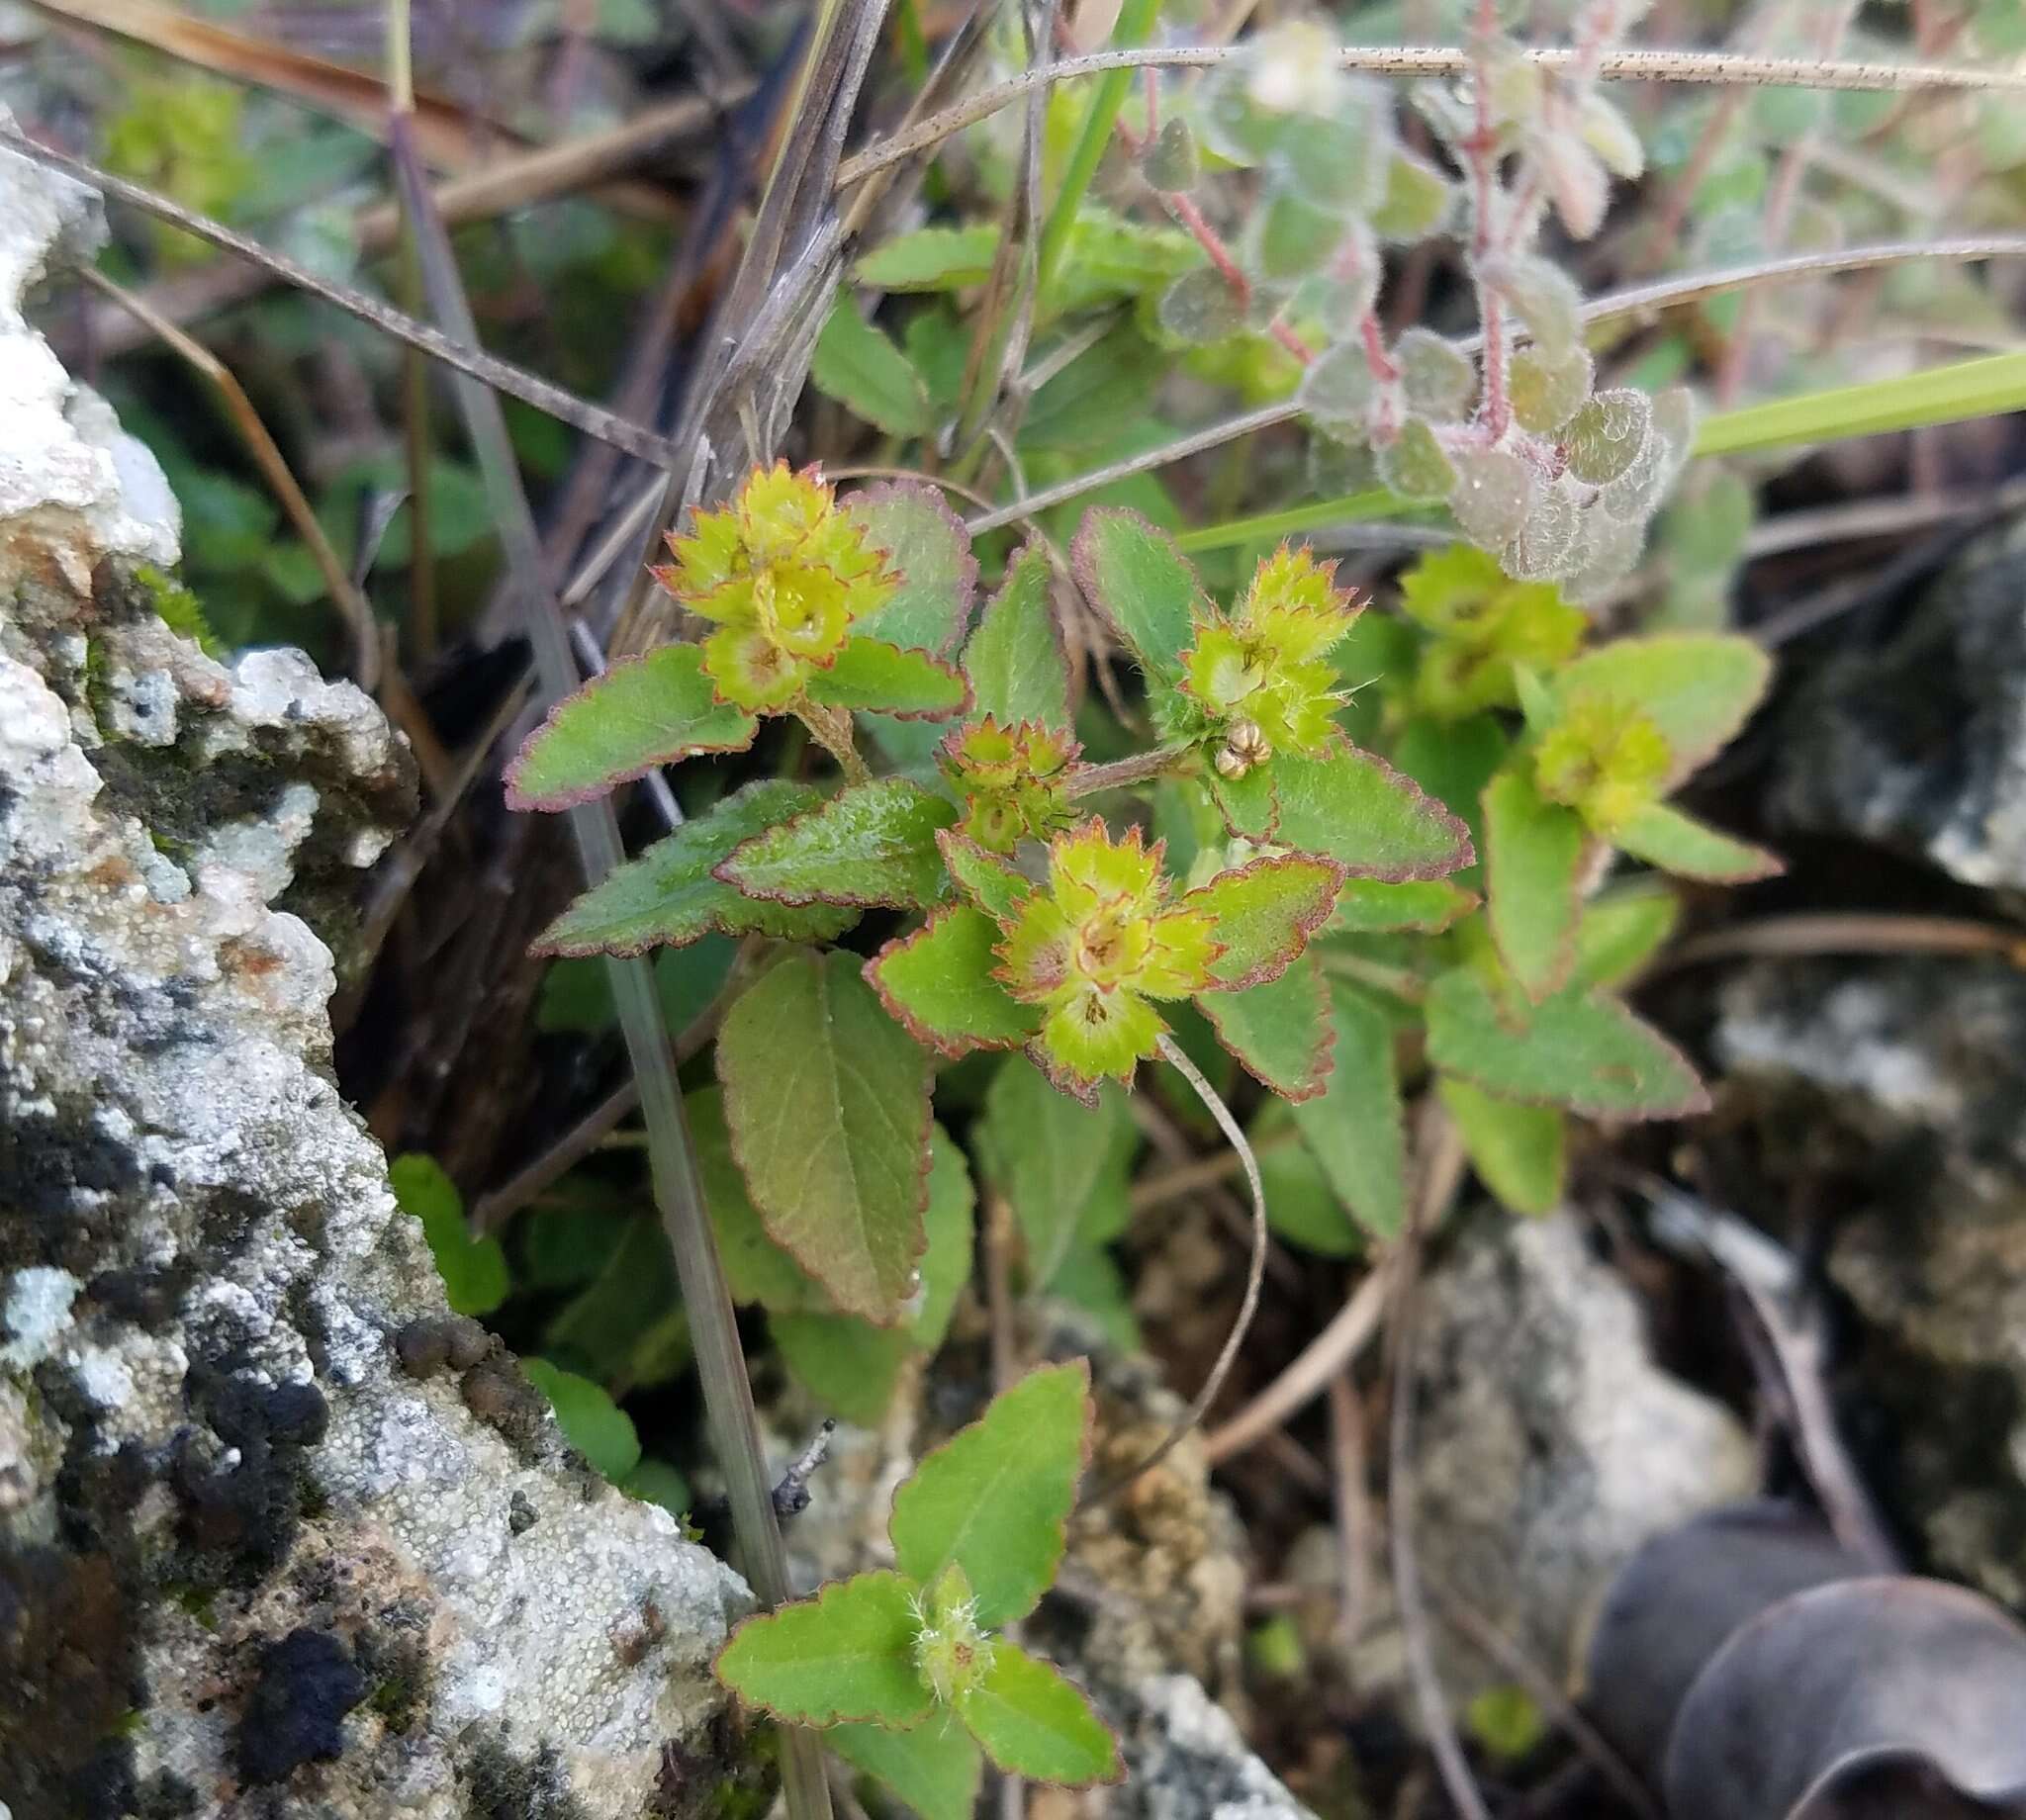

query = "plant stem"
[1063,743,1193,798]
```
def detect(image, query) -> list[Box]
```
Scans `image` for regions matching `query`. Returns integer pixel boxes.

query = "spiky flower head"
[911,1564,994,1706]
[995,819,1220,1091]
[652,462,898,711]
[938,717,1080,854]
[1533,692,1670,833]
[1397,545,1585,721]
[1181,545,1359,774]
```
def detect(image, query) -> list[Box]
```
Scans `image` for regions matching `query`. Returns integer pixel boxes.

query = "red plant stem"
[1465,0,1512,442]
[1167,189,1250,293]
[1360,309,1399,383]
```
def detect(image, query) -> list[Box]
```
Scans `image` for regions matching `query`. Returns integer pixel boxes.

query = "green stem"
[1033,0,1162,303]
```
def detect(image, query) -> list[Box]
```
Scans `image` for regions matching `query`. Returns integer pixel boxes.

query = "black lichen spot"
[508,1491,538,1536]
[85,1263,190,1329]
[396,1319,452,1378]
[459,1360,549,1461]
[171,1368,331,1585]
[465,1736,595,1820]
[236,1627,368,1784]
[355,1622,433,1736]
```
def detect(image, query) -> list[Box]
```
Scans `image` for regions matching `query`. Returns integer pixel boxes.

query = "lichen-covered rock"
[1770,513,2026,901]
[1714,956,2026,1607]
[0,126,751,1820]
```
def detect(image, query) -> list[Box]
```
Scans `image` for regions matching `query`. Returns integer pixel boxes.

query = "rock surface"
[1770,514,2026,900]
[0,125,751,1819]
[1714,956,2026,1607]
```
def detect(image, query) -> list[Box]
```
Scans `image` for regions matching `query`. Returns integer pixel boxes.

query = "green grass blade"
[1692,350,2026,457]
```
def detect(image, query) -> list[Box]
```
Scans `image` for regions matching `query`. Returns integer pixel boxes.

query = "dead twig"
[1204,1265,1392,1465]
[1327,1373,1373,1656]
[1652,912,2026,976]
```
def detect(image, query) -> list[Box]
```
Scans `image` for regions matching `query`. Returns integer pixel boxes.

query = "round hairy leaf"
[1377,417,1457,500]
[1448,445,1537,547]
[1564,389,1654,486]
[1396,329,1477,422]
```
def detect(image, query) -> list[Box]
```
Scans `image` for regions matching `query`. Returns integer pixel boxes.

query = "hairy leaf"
[1271,747,1473,880]
[804,637,970,717]
[957,1645,1121,1785]
[868,905,1041,1056]
[715,1570,933,1728]
[1437,1076,1566,1216]
[1570,884,1680,990]
[965,540,1071,729]
[850,484,980,656]
[1071,508,1206,682]
[717,951,933,1323]
[691,1086,827,1314]
[1552,635,1771,781]
[531,781,857,956]
[938,829,1036,922]
[1424,968,1708,1119]
[521,1359,640,1481]
[1252,1100,1360,1256]
[1330,876,1477,934]
[1289,978,1407,1236]
[719,778,957,910]
[831,1718,983,1820]
[506,644,758,811]
[1183,855,1343,989]
[978,1059,1136,1289]
[1614,802,1782,882]
[1483,770,1589,999]
[1199,950,1336,1101]
[889,1361,1090,1629]
[811,292,934,436]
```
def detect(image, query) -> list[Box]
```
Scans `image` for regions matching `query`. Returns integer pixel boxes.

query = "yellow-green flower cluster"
[938,717,1079,854]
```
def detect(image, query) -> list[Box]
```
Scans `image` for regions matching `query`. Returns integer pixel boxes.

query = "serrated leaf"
[1552,634,1771,780]
[1424,967,1708,1119]
[1182,855,1342,989]
[957,1645,1121,1785]
[889,1361,1090,1629]
[979,1058,1136,1289]
[717,950,933,1323]
[805,637,970,718]
[1614,802,1782,881]
[716,1570,933,1728]
[1270,747,1473,880]
[831,1717,983,1820]
[391,1153,508,1317]
[868,905,1041,1056]
[811,291,934,436]
[1570,884,1679,989]
[1289,979,1407,1236]
[531,781,858,956]
[1483,770,1589,999]
[1199,950,1335,1101]
[506,644,759,811]
[1437,1076,1565,1215]
[965,540,1070,729]
[719,778,957,910]
[521,1358,641,1481]
[1070,508,1207,682]
[691,1086,828,1314]
[1330,876,1476,934]
[849,484,980,656]
[938,829,1036,922]
[856,225,999,290]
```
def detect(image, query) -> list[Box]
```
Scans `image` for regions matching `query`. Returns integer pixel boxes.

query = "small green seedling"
[715,1362,1120,1815]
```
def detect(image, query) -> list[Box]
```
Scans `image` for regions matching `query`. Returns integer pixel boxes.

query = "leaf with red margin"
[718,777,957,909]
[1197,950,1336,1101]
[1289,977,1408,1236]
[1181,854,1345,989]
[506,644,757,811]
[957,1646,1122,1785]
[717,950,933,1323]
[1550,633,1772,785]
[1613,802,1783,882]
[848,481,981,656]
[804,637,971,718]
[1482,768,1589,1001]
[1069,507,1209,683]
[964,538,1071,729]
[714,1570,932,1728]
[1270,745,1474,880]
[868,907,1042,1057]
[937,828,1036,923]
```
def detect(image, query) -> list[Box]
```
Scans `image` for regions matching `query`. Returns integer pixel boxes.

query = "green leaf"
[1693,349,2026,460]
[1252,1100,1359,1257]
[691,1086,827,1314]
[868,905,1041,1057]
[390,1153,508,1317]
[1393,712,1509,890]
[1482,770,1589,999]
[1198,951,1335,1102]
[1070,507,1206,682]
[531,781,858,956]
[811,291,935,436]
[806,638,970,717]
[520,1358,641,1481]
[717,950,934,1323]
[1183,855,1343,989]
[856,225,999,290]
[965,539,1071,729]
[832,1718,984,1820]
[719,778,958,910]
[1024,326,1168,452]
[1049,1245,1142,1352]
[1271,747,1474,881]
[889,1361,1090,1629]
[1206,762,1280,841]
[1437,1076,1566,1216]
[1613,802,1782,882]
[542,1215,689,1391]
[535,939,736,1034]
[1570,884,1679,990]
[978,1059,1136,1289]
[716,1570,934,1728]
[938,829,1037,921]
[1289,980,1407,1237]
[1424,968,1708,1119]
[506,644,758,811]
[620,1457,691,1516]
[849,484,980,656]
[1330,877,1476,934]
[957,1645,1121,1785]
[1551,635,1771,780]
